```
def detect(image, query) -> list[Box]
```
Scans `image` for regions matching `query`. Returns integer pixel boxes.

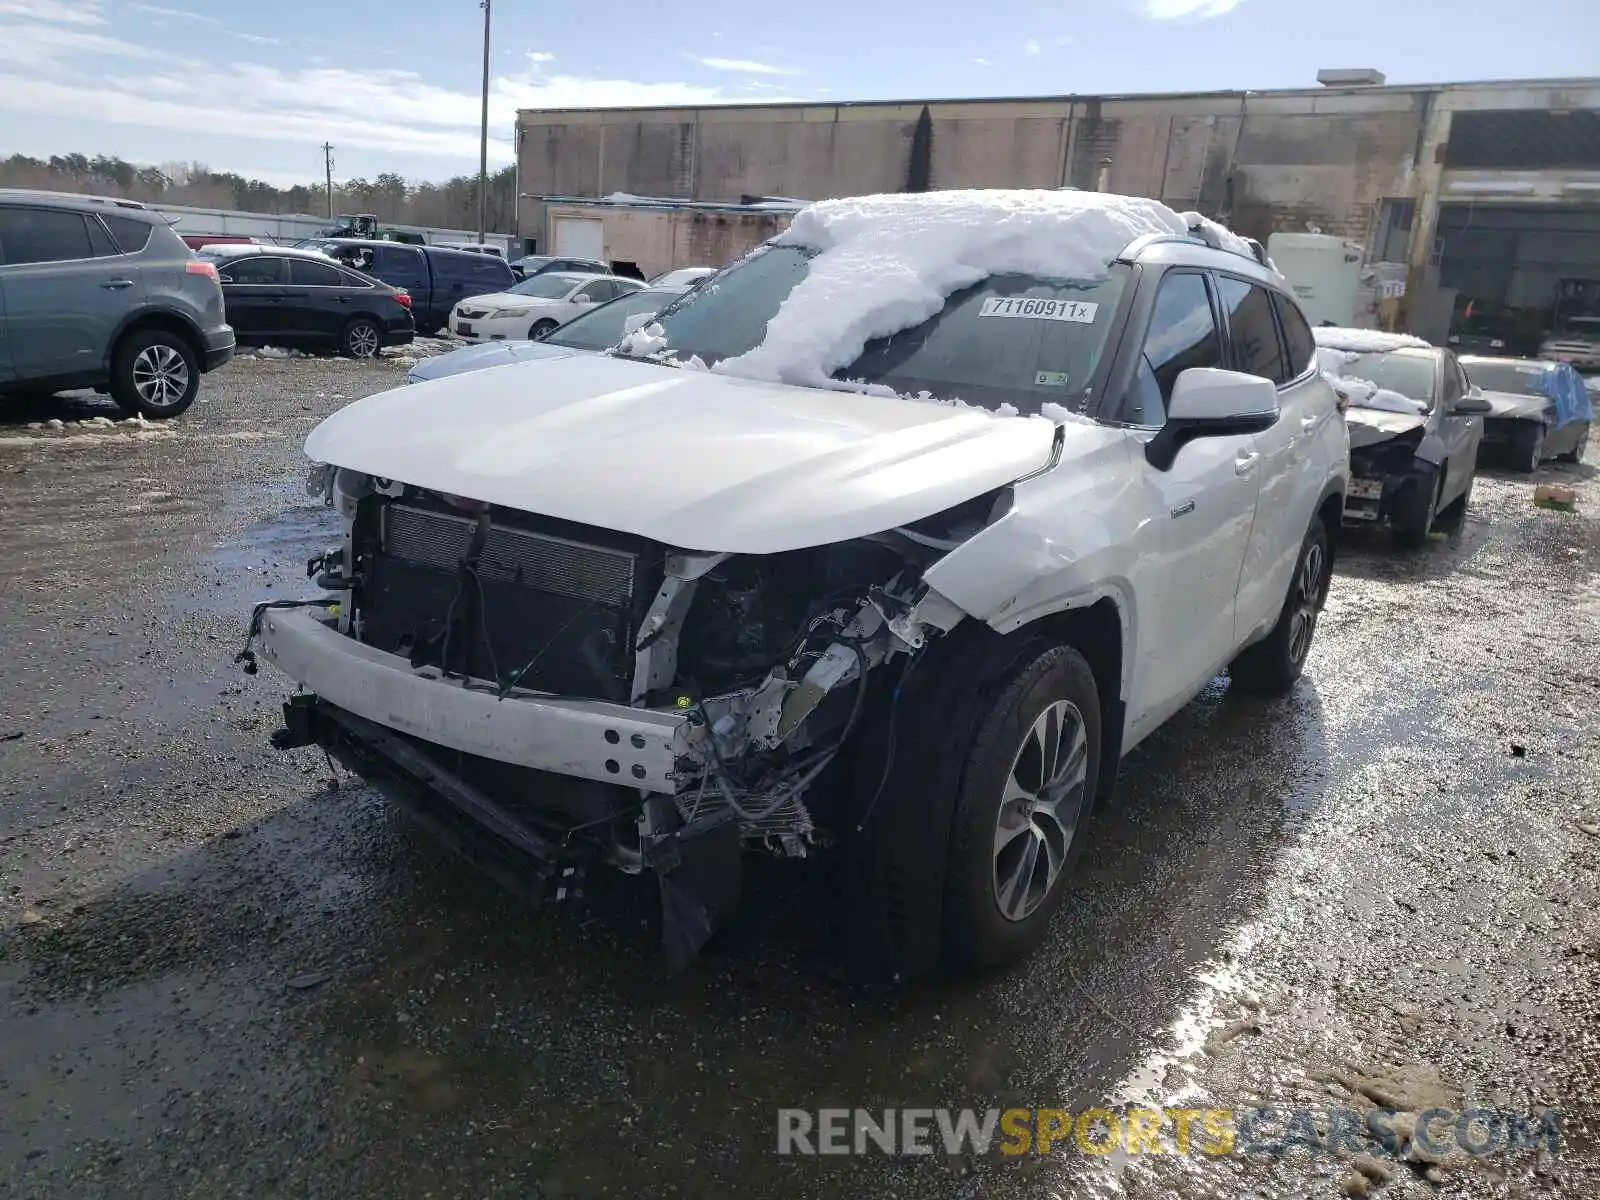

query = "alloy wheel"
[348,323,381,358]
[1287,540,1325,665]
[132,344,190,411]
[992,700,1089,922]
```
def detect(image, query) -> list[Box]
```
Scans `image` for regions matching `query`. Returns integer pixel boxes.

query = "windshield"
[1339,352,1436,409]
[547,289,679,351]
[509,273,583,299]
[1462,361,1547,396]
[625,244,1129,413]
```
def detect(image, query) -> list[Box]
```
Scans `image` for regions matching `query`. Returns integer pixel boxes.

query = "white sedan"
[450,273,645,342]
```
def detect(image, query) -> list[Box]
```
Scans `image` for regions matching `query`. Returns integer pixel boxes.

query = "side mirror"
[1145,368,1279,471]
[621,313,654,335]
[1452,393,1492,415]
[572,295,595,306]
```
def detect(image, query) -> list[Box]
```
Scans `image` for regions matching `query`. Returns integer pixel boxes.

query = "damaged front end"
[1343,424,1434,527]
[247,468,995,970]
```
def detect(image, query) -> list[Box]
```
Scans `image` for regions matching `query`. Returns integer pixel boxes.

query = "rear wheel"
[341,318,383,359]
[1230,519,1330,695]
[110,329,199,419]
[1510,422,1545,473]
[530,319,559,340]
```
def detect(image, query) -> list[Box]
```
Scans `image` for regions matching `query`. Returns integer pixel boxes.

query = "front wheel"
[1559,425,1589,464]
[1394,472,1441,549]
[110,330,199,419]
[529,319,559,340]
[1230,518,1331,695]
[1510,422,1545,473]
[341,318,383,359]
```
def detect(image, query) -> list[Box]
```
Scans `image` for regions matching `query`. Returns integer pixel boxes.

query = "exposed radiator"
[356,500,646,701]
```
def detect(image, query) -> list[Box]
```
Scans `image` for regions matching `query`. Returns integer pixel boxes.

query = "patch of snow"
[1040,400,1098,426]
[1328,374,1428,415]
[617,323,669,358]
[1312,326,1431,354]
[708,189,1248,389]
[242,345,311,360]
[996,402,1019,417]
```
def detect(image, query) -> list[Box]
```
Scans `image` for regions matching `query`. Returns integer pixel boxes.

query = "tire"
[1230,518,1331,696]
[1510,422,1545,473]
[414,323,441,338]
[530,319,559,340]
[1434,469,1473,533]
[109,329,199,419]
[1394,471,1441,549]
[341,318,383,359]
[1559,425,1589,464]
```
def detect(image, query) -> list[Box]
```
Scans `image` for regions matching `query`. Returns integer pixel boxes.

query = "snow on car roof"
[1312,327,1432,354]
[710,188,1257,388]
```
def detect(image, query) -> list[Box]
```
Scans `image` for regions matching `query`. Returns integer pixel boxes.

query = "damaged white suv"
[245,191,1348,978]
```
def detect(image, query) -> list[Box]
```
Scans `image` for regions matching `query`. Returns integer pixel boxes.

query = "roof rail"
[0,189,147,210]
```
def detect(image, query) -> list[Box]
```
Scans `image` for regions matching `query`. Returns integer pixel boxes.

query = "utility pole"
[477,0,491,244]
[321,142,334,218]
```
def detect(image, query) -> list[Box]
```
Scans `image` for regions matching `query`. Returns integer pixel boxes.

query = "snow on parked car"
[245,189,1347,979]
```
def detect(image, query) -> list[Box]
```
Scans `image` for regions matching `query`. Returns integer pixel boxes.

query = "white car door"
[1215,275,1325,640]
[1124,270,1265,739]
[561,279,615,326]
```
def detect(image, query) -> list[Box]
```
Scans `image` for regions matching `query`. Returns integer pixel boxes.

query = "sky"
[1,0,1597,188]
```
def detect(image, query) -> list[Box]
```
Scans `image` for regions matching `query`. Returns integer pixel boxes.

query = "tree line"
[0,153,518,232]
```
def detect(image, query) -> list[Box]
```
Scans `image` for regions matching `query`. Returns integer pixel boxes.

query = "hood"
[1479,390,1549,421]
[1343,406,1426,449]
[457,291,554,311]
[307,354,1062,554]
[406,340,583,382]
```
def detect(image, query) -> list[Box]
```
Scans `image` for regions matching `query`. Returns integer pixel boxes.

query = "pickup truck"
[246,190,1349,979]
[300,239,515,336]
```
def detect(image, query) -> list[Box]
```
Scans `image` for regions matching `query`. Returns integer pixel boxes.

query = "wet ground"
[1,357,1596,1199]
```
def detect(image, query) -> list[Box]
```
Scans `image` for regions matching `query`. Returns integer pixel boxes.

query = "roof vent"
[1317,68,1386,87]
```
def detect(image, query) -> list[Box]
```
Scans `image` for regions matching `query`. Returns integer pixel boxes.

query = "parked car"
[510,254,610,280]
[449,272,646,342]
[250,191,1348,978]
[1458,355,1592,469]
[1538,315,1600,372]
[200,245,414,359]
[1315,328,1490,545]
[405,284,689,383]
[647,266,717,288]
[305,239,515,336]
[434,241,506,259]
[0,189,234,418]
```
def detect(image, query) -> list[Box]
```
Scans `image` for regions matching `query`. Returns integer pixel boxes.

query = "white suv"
[246,191,1348,978]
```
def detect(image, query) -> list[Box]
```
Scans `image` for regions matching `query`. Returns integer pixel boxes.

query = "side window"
[290,258,345,286]
[1217,276,1289,384]
[226,257,286,285]
[102,215,154,254]
[1272,293,1317,379]
[577,280,614,302]
[0,207,95,264]
[86,217,120,258]
[1128,271,1222,426]
[337,268,373,288]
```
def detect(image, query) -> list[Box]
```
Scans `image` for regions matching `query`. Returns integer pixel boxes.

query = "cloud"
[126,3,221,22]
[231,31,281,46]
[1024,38,1041,55]
[525,50,555,64]
[974,57,993,67]
[1140,0,1244,18]
[690,55,800,76]
[0,0,104,25]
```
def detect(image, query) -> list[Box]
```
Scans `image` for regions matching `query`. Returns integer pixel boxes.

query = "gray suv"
[0,191,235,418]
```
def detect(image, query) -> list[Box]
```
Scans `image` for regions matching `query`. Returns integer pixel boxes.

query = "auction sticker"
[980,297,1099,323]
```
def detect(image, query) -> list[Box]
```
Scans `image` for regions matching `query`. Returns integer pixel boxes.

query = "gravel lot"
[1,351,1597,1199]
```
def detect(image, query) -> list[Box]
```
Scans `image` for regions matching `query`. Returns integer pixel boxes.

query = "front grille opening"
[351,495,660,702]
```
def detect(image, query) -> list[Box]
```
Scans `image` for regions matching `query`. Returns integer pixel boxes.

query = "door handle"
[101,279,135,290]
[1234,449,1261,476]
[334,296,352,303]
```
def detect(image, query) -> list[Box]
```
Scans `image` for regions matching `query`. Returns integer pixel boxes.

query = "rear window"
[102,214,154,254]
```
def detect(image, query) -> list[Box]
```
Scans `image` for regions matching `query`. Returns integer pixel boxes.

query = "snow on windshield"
[698,189,1251,389]
[1312,327,1431,355]
[1317,346,1432,415]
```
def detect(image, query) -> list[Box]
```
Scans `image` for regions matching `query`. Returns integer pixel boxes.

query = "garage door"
[552,216,604,261]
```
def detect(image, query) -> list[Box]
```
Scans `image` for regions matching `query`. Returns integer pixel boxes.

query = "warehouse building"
[516,74,1600,343]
